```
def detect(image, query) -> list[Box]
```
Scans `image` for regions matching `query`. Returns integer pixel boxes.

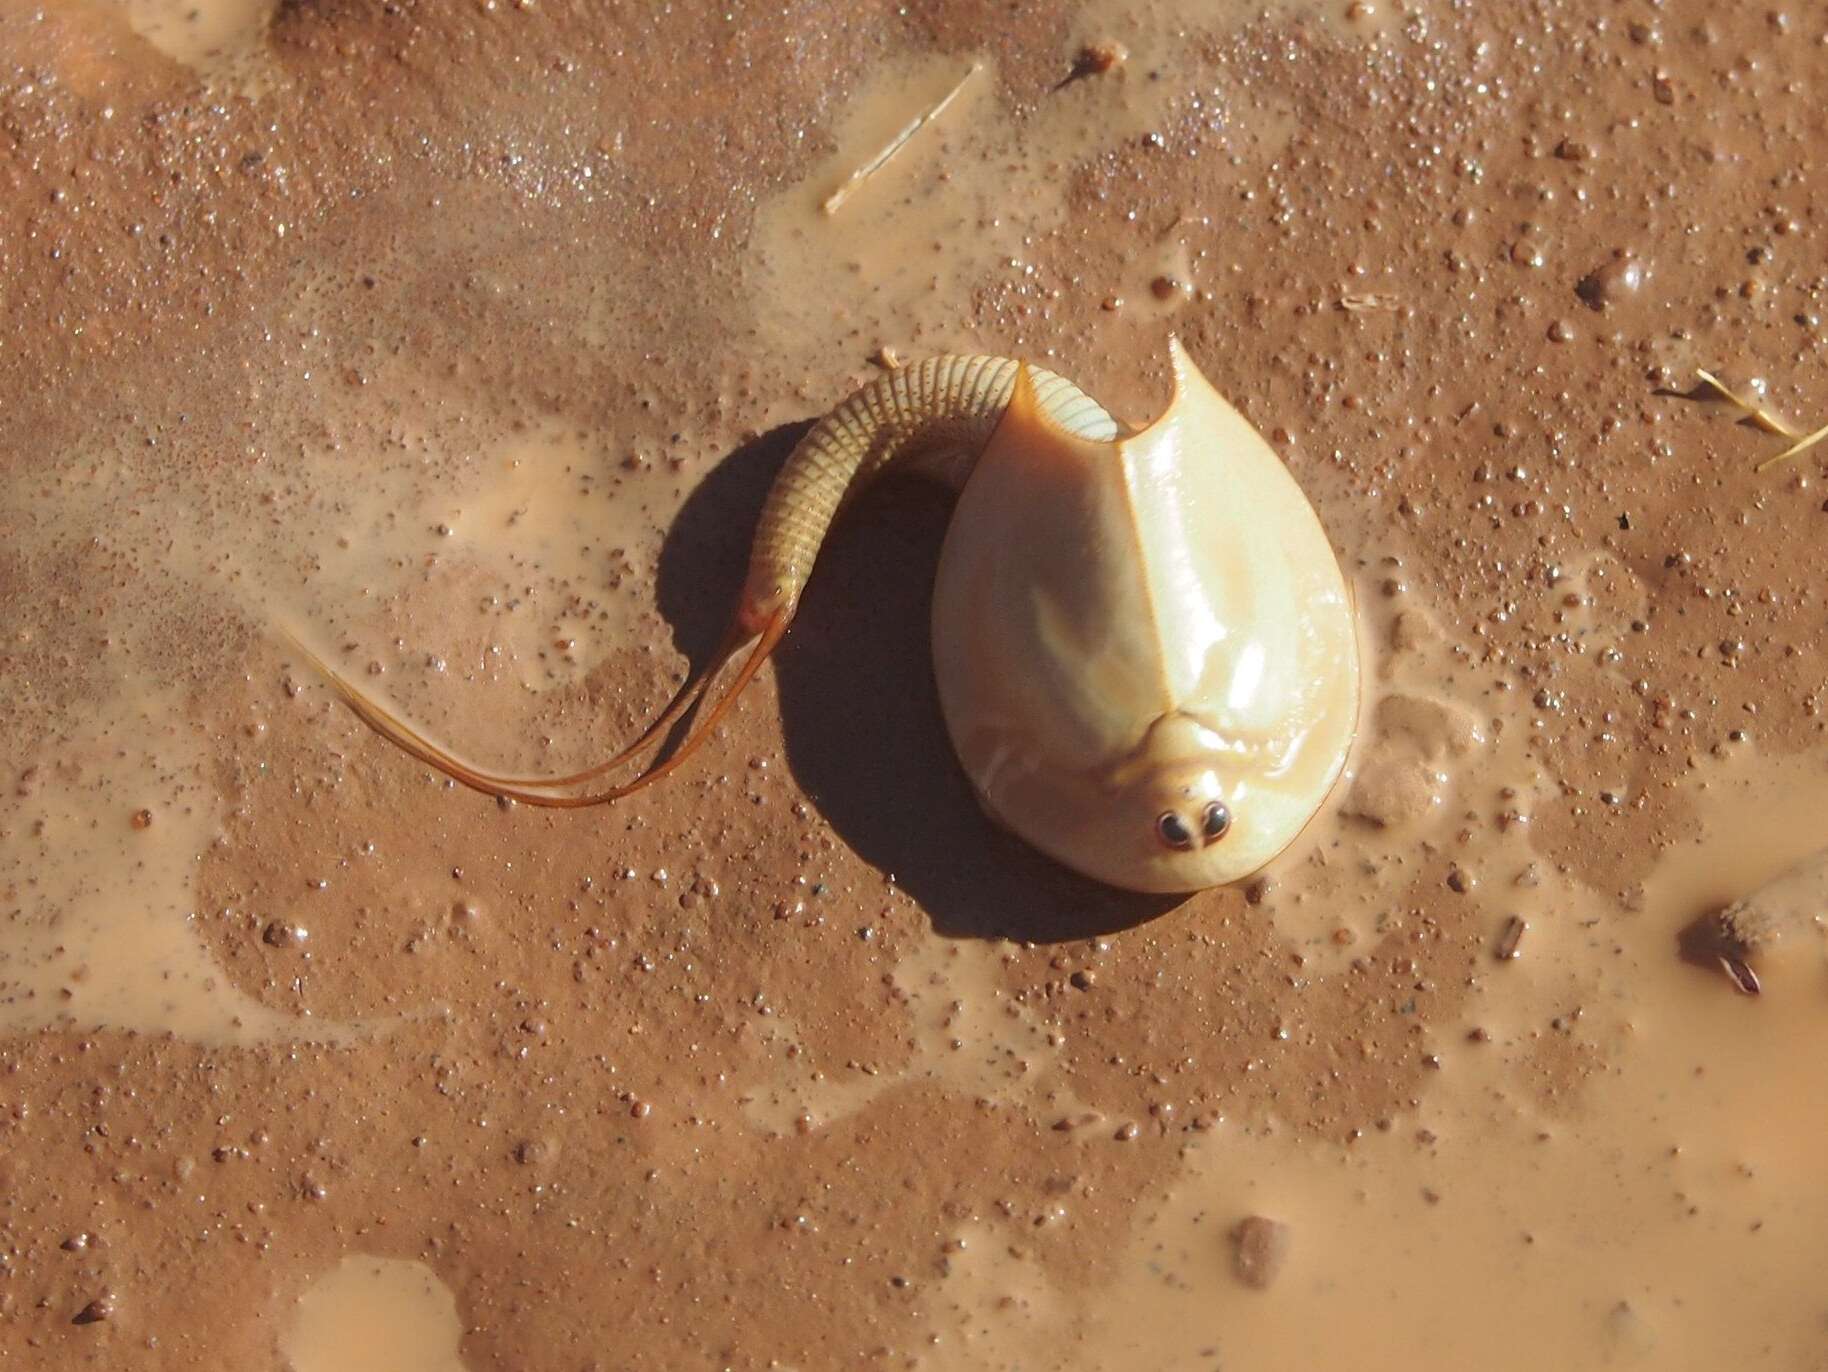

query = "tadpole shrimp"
[299,340,1360,893]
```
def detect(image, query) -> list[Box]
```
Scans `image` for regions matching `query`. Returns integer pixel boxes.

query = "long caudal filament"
[286,610,789,806]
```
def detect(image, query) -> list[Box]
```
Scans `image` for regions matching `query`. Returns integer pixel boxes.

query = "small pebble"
[1576,256,1644,310]
[1231,1216,1291,1290]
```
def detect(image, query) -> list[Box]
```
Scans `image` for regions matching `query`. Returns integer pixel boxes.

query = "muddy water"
[752,15,1300,373]
[0,362,668,1042]
[742,935,1086,1137]
[3,0,1827,1368]
[1073,755,1828,1369]
[0,680,319,1045]
[281,1255,467,1372]
[114,0,277,88]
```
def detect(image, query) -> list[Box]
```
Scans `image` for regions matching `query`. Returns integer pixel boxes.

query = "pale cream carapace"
[303,339,1360,894]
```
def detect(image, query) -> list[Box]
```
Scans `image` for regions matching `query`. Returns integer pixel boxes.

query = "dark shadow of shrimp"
[657,450,1180,943]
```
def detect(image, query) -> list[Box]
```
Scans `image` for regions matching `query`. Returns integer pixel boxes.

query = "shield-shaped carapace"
[301,339,1360,894]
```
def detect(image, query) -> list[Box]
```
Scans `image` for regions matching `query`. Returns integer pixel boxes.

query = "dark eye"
[1201,801,1232,841]
[1156,811,1195,850]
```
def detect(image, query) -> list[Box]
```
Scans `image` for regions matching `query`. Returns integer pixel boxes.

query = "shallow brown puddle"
[3,0,1827,1368]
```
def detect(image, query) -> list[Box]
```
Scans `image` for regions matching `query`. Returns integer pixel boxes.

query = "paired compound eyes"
[1155,800,1232,852]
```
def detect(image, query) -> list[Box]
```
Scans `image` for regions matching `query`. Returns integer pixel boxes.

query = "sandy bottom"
[2,0,1827,1368]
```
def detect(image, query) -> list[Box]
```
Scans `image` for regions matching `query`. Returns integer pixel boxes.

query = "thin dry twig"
[1678,370,1826,470]
[822,62,981,216]
[1756,419,1828,472]
[1693,369,1801,438]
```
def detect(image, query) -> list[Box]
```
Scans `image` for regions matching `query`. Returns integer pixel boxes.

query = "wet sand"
[2,0,1827,1367]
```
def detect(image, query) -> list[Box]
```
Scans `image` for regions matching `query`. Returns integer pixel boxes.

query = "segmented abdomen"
[746,355,1117,608]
